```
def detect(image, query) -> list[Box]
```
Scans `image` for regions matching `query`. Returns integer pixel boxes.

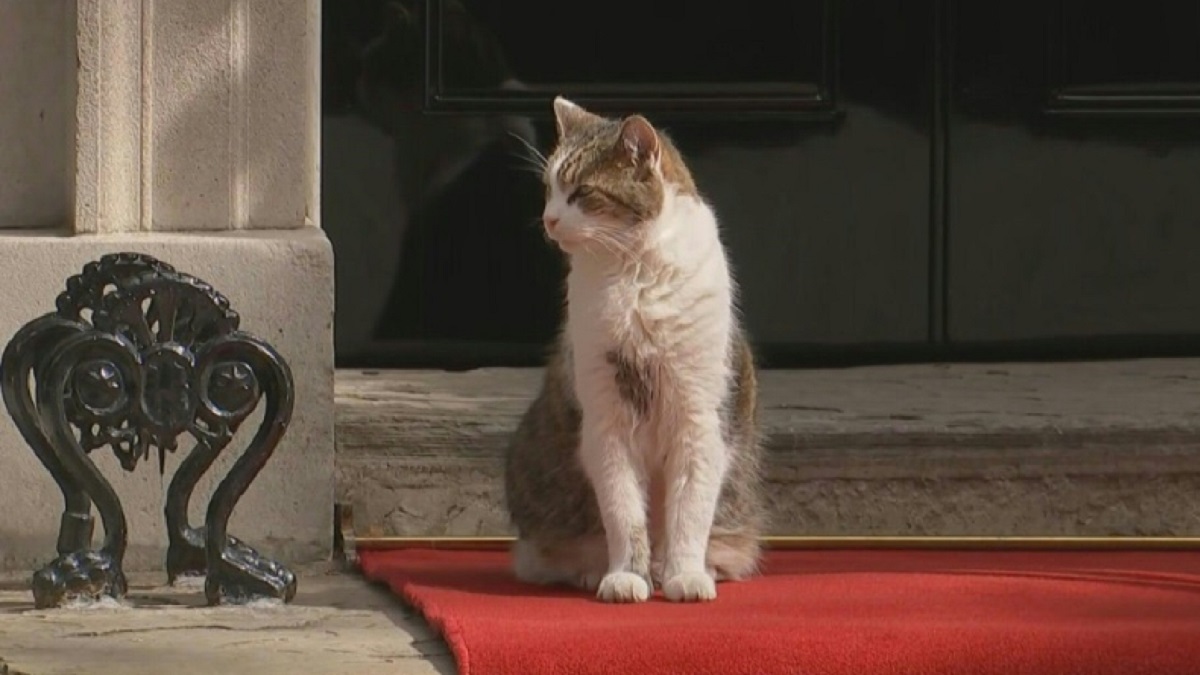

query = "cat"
[504,97,766,603]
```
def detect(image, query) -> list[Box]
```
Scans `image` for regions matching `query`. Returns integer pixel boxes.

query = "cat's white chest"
[567,272,649,348]
[564,194,735,419]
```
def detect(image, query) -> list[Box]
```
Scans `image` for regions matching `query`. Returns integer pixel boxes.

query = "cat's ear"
[618,115,660,166]
[553,97,599,138]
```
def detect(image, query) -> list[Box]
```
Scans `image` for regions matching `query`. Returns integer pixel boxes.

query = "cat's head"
[541,97,695,256]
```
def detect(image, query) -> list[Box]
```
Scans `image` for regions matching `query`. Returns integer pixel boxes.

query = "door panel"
[1048,1,1200,113]
[433,0,831,111]
[948,0,1200,342]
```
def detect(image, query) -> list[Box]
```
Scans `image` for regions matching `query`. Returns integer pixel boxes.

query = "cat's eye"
[566,186,591,205]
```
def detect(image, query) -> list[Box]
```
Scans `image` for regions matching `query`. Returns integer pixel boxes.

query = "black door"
[322,0,1200,368]
[949,1,1200,352]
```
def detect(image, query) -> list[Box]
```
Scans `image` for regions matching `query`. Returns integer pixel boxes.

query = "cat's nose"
[542,215,560,233]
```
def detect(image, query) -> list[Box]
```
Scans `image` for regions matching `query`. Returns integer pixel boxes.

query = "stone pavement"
[0,564,452,675]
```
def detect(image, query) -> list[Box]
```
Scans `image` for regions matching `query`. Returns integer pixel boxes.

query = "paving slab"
[0,564,452,675]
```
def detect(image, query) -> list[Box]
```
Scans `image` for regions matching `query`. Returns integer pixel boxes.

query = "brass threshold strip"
[332,506,1200,566]
[349,535,1200,552]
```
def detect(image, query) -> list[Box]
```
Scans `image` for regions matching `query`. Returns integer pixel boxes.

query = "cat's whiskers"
[582,230,640,261]
[514,163,550,178]
[508,130,549,173]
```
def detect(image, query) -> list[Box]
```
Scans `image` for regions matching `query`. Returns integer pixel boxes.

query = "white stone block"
[0,228,334,571]
[73,0,320,234]
[0,1,75,230]
[146,0,319,232]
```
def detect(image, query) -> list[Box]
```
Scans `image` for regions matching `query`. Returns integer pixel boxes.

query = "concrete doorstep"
[335,359,1200,539]
[0,564,454,675]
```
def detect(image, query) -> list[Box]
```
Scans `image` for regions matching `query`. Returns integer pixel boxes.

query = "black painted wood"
[948,0,1200,342]
[322,0,1200,368]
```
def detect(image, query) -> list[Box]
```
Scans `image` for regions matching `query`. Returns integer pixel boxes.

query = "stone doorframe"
[0,1,333,572]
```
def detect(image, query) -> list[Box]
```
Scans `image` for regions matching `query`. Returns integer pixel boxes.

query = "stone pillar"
[0,0,333,571]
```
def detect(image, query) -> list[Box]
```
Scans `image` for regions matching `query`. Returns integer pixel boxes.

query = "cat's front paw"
[663,571,717,603]
[596,572,651,603]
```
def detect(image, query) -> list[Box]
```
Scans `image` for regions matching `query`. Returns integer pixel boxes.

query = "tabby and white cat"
[504,98,765,603]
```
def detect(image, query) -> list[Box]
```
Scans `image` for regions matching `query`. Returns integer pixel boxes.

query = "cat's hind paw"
[663,571,717,603]
[596,571,651,603]
[576,571,604,592]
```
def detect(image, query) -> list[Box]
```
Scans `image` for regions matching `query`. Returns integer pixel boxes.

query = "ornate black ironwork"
[1,252,297,608]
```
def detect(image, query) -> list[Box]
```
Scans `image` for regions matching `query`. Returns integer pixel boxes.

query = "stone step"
[334,360,1200,539]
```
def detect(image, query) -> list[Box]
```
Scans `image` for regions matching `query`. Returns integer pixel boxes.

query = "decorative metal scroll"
[1,253,297,608]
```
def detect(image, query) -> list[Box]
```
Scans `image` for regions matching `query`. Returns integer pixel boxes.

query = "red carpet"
[359,548,1200,675]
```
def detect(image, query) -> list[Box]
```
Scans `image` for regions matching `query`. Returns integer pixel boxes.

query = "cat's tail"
[707,531,762,581]
[512,535,607,590]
